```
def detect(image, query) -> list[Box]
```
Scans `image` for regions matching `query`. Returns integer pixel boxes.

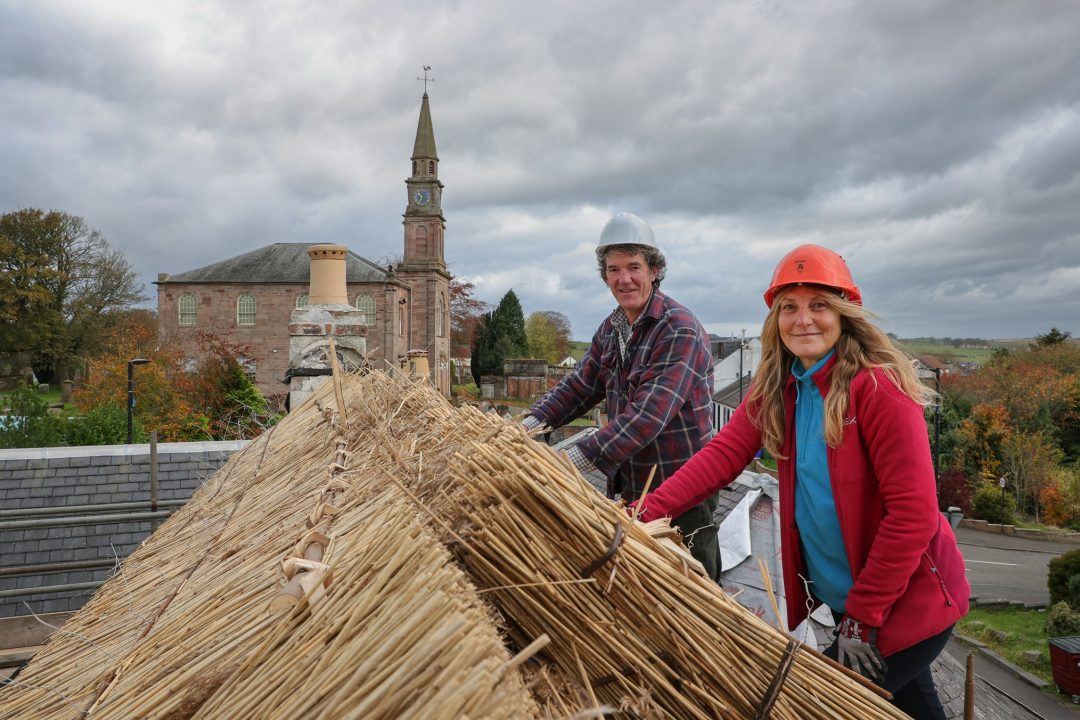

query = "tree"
[0,209,145,381]
[470,312,495,385]
[489,290,527,360]
[526,311,573,364]
[1035,327,1070,347]
[449,277,489,359]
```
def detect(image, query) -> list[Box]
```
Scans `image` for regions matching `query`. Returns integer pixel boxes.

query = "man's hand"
[564,444,600,476]
[836,615,888,684]
[521,415,550,434]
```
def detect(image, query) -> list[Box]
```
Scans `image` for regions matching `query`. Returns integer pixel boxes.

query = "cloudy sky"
[3,1,1079,341]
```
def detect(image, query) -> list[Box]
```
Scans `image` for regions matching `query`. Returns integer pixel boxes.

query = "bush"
[937,468,972,514]
[1046,601,1080,637]
[0,382,65,448]
[971,483,1016,525]
[1040,484,1072,527]
[1048,548,1080,608]
[64,403,144,446]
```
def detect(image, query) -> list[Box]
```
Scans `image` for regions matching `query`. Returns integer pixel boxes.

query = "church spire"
[411,92,438,161]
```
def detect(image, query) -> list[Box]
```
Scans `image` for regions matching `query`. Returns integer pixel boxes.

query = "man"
[523,212,720,578]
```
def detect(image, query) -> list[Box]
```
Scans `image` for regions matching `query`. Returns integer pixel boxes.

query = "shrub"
[971,483,1016,525]
[64,403,144,446]
[0,382,65,448]
[937,468,972,514]
[1048,548,1080,608]
[1040,484,1073,528]
[1046,601,1080,637]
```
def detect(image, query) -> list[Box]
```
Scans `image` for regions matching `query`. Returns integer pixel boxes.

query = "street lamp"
[127,358,150,444]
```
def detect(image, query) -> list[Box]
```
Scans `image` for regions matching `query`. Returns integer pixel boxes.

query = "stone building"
[155,93,452,400]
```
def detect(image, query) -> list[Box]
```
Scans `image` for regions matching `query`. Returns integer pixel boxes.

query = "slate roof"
[157,243,392,284]
[713,376,751,409]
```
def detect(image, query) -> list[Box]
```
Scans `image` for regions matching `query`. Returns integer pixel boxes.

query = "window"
[437,293,446,337]
[428,160,434,174]
[354,293,376,325]
[412,161,417,176]
[237,293,256,326]
[398,307,405,337]
[296,294,309,308]
[178,293,197,326]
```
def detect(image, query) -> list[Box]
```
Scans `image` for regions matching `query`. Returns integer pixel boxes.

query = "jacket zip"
[923,552,953,607]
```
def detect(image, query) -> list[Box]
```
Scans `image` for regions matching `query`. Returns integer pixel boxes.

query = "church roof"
[411,93,438,160]
[157,243,391,284]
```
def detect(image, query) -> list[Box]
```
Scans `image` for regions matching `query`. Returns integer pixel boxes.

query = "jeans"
[824,621,953,720]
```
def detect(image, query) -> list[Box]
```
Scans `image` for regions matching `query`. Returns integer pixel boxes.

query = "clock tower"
[397,90,451,394]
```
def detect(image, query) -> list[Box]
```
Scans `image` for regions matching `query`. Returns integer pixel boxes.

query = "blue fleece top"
[792,350,854,613]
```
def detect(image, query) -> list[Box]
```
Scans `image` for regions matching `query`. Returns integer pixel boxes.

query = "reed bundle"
[2,368,908,719]
[0,372,540,720]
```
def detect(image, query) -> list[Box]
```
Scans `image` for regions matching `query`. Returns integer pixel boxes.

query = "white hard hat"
[597,212,658,253]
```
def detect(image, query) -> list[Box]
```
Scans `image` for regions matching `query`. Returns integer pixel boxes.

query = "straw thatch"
[1,368,908,719]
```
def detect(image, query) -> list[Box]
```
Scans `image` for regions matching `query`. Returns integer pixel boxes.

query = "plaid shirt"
[529,289,714,498]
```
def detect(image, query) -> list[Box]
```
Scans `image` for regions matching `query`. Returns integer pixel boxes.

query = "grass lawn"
[957,606,1053,684]
[1,386,76,413]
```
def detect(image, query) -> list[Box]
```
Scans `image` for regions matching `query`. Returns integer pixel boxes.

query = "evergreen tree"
[470,312,494,385]
[490,290,528,360]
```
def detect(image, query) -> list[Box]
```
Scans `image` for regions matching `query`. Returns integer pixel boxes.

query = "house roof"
[713,375,752,409]
[157,243,392,284]
[916,354,949,371]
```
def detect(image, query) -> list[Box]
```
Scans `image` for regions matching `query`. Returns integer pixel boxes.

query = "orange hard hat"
[763,244,862,308]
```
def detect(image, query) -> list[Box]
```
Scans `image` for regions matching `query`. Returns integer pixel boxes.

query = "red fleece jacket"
[637,358,970,656]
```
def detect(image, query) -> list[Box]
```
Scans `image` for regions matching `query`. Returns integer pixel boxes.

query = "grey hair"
[596,244,667,288]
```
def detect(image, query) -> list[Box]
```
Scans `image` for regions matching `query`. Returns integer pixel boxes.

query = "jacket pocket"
[922,552,955,607]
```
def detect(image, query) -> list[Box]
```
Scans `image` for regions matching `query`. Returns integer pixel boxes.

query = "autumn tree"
[449,277,489,358]
[526,311,572,364]
[0,209,145,381]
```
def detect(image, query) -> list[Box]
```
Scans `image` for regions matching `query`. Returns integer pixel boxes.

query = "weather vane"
[417,65,435,94]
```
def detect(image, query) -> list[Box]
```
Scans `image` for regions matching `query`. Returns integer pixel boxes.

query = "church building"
[155,92,452,400]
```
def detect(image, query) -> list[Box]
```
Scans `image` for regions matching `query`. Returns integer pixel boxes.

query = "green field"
[897,340,1001,365]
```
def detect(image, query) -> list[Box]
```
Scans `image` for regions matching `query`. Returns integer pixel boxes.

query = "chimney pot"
[307,244,349,305]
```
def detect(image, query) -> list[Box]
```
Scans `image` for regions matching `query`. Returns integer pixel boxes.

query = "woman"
[634,244,969,719]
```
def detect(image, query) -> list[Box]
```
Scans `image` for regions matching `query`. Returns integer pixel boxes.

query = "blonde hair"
[748,288,934,458]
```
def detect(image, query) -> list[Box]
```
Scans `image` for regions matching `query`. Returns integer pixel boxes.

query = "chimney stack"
[286,245,368,411]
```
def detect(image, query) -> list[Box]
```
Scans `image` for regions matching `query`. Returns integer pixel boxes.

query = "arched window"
[428,160,435,175]
[354,293,376,325]
[178,293,198,326]
[237,293,256,326]
[296,294,309,308]
[412,161,417,176]
[437,293,446,337]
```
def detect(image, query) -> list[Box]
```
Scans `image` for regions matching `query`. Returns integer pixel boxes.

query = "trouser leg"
[824,624,952,720]
[670,496,720,581]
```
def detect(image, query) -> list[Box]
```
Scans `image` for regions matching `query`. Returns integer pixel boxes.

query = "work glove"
[521,414,542,431]
[564,444,600,477]
[836,615,888,684]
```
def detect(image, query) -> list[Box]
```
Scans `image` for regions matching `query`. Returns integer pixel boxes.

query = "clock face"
[413,188,431,206]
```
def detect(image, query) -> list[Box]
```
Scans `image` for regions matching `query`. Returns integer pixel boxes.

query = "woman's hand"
[836,615,888,684]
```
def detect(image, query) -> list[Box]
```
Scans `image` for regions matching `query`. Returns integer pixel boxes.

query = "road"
[954,526,1077,606]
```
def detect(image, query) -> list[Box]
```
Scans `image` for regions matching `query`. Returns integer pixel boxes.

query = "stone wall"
[157,281,396,398]
[0,441,246,617]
